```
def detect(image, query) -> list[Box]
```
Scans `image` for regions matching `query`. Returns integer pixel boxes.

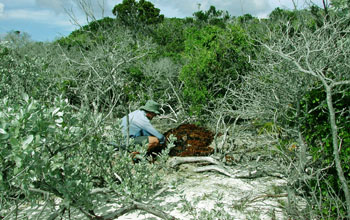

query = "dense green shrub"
[267,7,325,38]
[112,0,164,29]
[0,95,100,211]
[151,18,187,58]
[180,24,252,115]
[192,5,230,28]
[56,17,118,50]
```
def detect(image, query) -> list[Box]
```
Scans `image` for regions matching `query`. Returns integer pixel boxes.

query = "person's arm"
[135,116,165,144]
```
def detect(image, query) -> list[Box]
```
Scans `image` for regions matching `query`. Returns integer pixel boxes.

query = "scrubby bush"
[0,16,180,218]
[151,18,187,58]
[180,24,252,115]
[56,17,117,50]
[0,95,174,218]
[112,0,164,31]
[242,8,350,218]
[0,40,55,103]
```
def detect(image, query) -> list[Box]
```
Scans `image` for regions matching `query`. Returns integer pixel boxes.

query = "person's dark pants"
[133,136,149,145]
[132,129,153,146]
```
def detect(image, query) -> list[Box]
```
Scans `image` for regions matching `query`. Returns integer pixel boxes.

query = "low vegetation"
[1,0,349,219]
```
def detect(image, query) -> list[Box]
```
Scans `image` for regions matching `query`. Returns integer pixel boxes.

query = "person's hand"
[130,151,141,164]
[130,151,140,157]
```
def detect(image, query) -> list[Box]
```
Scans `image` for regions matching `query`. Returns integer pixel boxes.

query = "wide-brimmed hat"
[140,100,161,115]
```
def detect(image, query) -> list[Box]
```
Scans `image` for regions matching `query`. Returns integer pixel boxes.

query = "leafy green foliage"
[180,25,252,115]
[0,43,54,102]
[267,7,325,36]
[151,18,187,58]
[237,14,256,24]
[0,96,99,210]
[269,7,297,20]
[192,5,230,28]
[56,17,117,50]
[112,0,164,28]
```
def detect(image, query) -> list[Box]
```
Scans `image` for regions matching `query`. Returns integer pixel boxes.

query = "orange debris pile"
[164,124,214,157]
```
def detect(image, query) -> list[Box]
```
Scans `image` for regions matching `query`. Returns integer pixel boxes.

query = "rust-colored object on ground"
[163,124,214,157]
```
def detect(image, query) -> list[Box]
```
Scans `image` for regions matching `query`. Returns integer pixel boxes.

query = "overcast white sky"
[0,0,326,42]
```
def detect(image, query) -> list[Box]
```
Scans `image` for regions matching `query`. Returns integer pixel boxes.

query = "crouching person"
[121,100,165,160]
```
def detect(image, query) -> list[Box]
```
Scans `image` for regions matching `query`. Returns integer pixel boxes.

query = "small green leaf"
[35,135,40,143]
[22,135,34,150]
[55,118,63,124]
[22,93,29,103]
[0,128,6,134]
[10,137,19,147]
[27,101,34,111]
[52,107,60,116]
[14,156,22,168]
[0,133,9,140]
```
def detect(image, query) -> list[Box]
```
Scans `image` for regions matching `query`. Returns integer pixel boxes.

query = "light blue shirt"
[121,110,165,144]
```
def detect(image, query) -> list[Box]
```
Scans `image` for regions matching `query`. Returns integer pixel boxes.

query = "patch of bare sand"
[115,162,288,220]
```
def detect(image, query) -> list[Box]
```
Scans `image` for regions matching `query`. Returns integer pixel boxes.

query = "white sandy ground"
[13,163,290,220]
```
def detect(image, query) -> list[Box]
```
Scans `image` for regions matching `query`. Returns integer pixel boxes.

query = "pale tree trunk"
[325,84,350,218]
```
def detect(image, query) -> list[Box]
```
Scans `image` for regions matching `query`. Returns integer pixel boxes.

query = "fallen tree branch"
[147,187,169,203]
[47,207,67,220]
[90,188,112,195]
[250,193,288,203]
[168,156,240,178]
[168,156,222,168]
[25,185,173,220]
[101,205,136,220]
[234,170,265,179]
[233,193,288,210]
[235,170,285,180]
[102,201,177,220]
[194,165,238,178]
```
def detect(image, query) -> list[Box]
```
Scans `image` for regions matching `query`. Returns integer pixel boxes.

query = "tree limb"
[168,156,222,168]
[194,165,238,178]
[102,201,177,220]
[250,193,288,203]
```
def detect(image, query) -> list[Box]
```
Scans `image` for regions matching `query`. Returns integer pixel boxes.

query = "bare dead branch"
[102,201,177,220]
[194,165,238,178]
[250,193,288,204]
[168,156,222,168]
